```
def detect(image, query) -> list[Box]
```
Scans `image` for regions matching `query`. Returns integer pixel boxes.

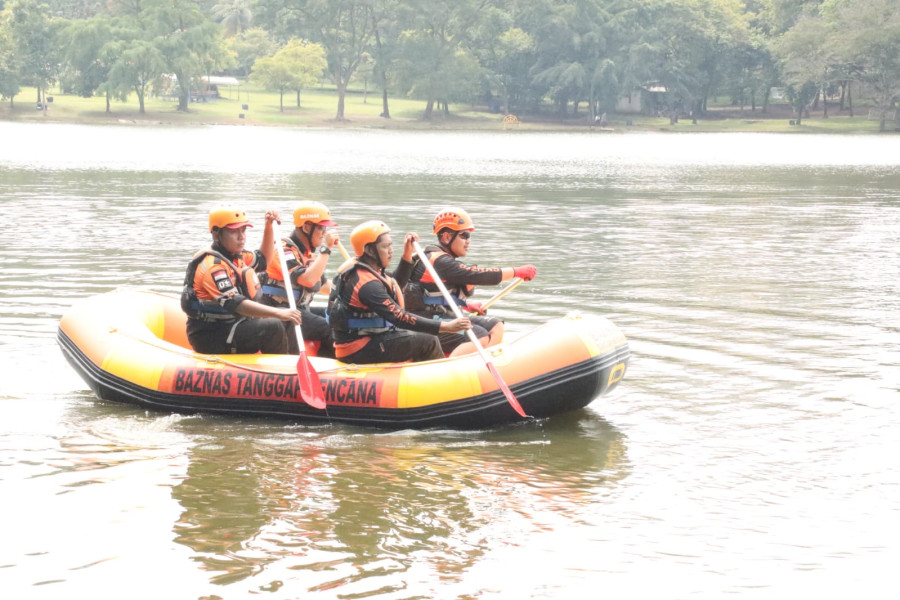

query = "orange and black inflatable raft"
[57,289,630,429]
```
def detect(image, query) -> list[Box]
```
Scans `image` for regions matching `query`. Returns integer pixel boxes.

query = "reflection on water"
[167,412,627,594]
[1,396,201,595]
[2,124,900,597]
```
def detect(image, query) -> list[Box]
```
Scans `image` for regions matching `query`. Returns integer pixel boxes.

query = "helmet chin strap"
[211,229,241,259]
[301,223,316,250]
[438,230,459,257]
[361,245,381,268]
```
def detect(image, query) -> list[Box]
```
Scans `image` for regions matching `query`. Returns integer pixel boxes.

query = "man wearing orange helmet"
[327,220,471,364]
[181,206,303,355]
[407,206,537,356]
[261,201,340,357]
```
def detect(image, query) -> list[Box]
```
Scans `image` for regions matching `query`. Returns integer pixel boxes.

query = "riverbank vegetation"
[0,83,885,133]
[1,0,898,132]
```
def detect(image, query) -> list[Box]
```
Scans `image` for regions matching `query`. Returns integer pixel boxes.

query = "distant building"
[616,84,668,115]
[200,76,240,99]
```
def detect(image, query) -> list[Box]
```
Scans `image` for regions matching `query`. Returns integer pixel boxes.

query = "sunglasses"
[457,231,471,240]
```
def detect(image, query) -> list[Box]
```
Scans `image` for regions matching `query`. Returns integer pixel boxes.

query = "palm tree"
[212,0,252,37]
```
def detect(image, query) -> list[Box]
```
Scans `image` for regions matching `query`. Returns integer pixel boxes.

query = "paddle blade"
[297,351,327,409]
[486,361,528,418]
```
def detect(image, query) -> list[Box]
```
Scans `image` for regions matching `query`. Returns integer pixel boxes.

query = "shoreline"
[0,87,892,135]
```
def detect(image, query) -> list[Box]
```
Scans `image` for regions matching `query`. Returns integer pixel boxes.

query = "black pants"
[261,297,336,358]
[412,311,502,354]
[437,314,501,354]
[339,329,443,364]
[286,307,335,357]
[187,317,288,355]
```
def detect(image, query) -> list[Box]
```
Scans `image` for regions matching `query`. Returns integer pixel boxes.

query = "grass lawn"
[0,84,503,129]
[0,83,892,134]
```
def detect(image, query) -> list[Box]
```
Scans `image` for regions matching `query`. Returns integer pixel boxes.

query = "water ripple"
[3,128,900,598]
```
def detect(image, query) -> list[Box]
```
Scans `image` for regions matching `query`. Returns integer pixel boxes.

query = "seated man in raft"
[406,206,537,356]
[181,206,302,354]
[327,220,471,364]
[261,200,340,357]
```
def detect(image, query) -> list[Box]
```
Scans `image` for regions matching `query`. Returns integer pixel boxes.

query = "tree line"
[1,0,899,130]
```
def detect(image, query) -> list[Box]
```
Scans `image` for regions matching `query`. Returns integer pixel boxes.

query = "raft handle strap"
[225,317,247,347]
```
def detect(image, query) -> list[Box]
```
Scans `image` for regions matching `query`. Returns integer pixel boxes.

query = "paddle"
[412,241,528,418]
[273,224,327,409]
[479,277,523,313]
[336,240,352,260]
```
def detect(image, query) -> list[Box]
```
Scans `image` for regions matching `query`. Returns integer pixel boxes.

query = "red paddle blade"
[486,361,528,418]
[297,351,327,409]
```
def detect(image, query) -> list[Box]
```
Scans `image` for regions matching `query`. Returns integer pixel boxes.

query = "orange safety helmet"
[432,207,475,234]
[350,220,391,256]
[209,206,253,232]
[293,201,338,227]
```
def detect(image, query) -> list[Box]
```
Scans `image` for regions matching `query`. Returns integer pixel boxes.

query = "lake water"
[1,122,899,599]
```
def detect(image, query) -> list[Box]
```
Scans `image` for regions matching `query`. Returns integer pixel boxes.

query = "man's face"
[443,230,471,257]
[374,233,393,267]
[216,225,247,255]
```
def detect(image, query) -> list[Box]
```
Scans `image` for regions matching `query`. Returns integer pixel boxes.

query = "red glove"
[513,264,537,281]
[466,301,486,315]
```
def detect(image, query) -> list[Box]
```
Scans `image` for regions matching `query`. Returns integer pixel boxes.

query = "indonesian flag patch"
[212,269,234,292]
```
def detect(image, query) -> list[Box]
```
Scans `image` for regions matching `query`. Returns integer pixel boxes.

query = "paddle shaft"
[412,241,527,418]
[273,223,326,409]
[274,228,303,328]
[480,277,523,312]
[336,240,352,260]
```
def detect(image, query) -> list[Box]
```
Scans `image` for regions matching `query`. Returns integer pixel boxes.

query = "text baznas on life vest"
[171,368,380,405]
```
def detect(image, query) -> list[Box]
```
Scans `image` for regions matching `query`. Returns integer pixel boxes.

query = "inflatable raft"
[57,289,630,428]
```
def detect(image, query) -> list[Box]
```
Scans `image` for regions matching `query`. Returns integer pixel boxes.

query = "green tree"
[392,0,485,119]
[493,27,536,114]
[145,0,230,111]
[526,0,625,118]
[212,0,252,37]
[250,54,295,111]
[6,0,63,111]
[256,0,375,121]
[771,11,836,124]
[468,3,535,114]
[61,15,113,100]
[225,27,275,77]
[756,0,823,35]
[370,0,402,118]
[45,0,105,19]
[281,38,326,107]
[717,27,771,112]
[106,38,166,113]
[352,50,374,103]
[251,39,325,111]
[618,0,750,120]
[107,0,144,17]
[0,13,21,104]
[827,0,900,131]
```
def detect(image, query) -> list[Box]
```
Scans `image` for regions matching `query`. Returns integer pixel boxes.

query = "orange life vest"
[329,260,404,336]
[262,237,317,305]
[181,247,262,321]
[415,247,473,307]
